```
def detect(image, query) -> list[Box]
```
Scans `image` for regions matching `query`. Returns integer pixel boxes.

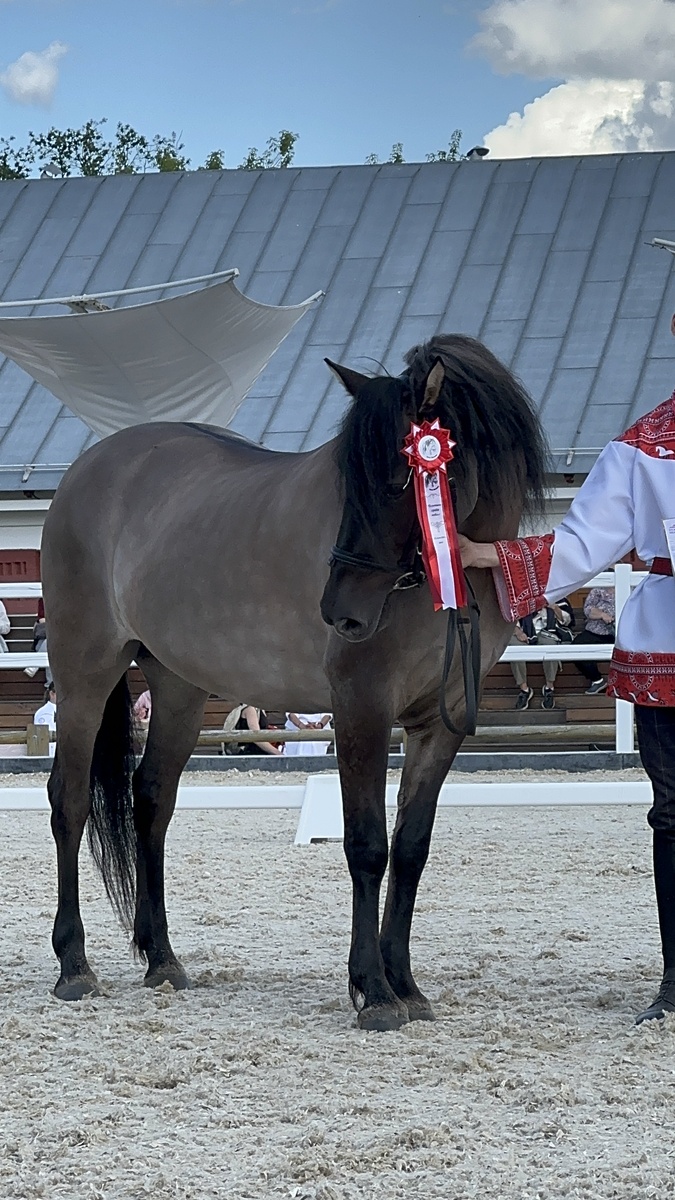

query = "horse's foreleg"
[334,706,409,1032]
[132,661,207,988]
[379,721,463,1021]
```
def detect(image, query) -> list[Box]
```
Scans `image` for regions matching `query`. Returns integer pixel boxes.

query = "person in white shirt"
[34,685,56,755]
[34,685,56,730]
[284,712,332,756]
[460,309,675,1025]
[0,598,10,653]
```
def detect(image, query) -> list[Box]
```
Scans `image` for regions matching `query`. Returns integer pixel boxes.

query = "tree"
[425,129,463,162]
[0,136,33,180]
[151,132,190,172]
[202,149,226,171]
[365,131,463,165]
[239,129,298,170]
[365,142,406,165]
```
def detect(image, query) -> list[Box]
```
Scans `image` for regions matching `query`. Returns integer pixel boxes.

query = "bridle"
[329,472,482,738]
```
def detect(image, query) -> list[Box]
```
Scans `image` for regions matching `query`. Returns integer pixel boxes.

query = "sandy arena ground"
[1,777,674,1199]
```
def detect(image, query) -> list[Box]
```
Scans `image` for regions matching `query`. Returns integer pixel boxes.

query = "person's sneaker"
[541,686,555,710]
[515,687,534,711]
[585,678,607,696]
[635,968,675,1024]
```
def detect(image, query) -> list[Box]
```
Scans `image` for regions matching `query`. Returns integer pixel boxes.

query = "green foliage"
[0,136,33,180]
[239,129,298,170]
[364,142,406,165]
[151,132,190,172]
[366,130,464,166]
[202,149,226,171]
[425,129,463,162]
[0,120,197,179]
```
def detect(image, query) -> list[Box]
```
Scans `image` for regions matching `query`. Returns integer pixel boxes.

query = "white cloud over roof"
[471,0,675,156]
[0,41,68,107]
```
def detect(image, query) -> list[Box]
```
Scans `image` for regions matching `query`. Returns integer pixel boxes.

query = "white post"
[613,563,634,754]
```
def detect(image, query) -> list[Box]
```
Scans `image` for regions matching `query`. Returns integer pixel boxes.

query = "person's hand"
[601,611,614,623]
[458,535,499,570]
[551,603,564,622]
[514,626,529,643]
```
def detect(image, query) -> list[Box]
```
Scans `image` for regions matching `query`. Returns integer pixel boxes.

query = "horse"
[41,333,547,1031]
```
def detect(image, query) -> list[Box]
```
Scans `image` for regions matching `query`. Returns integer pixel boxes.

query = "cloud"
[485,79,675,156]
[471,0,675,156]
[471,0,675,83]
[0,41,68,107]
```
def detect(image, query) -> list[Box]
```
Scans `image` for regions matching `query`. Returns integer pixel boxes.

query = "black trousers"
[635,705,675,970]
[573,628,614,682]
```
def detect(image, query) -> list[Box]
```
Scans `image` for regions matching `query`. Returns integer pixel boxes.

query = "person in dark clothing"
[573,586,615,695]
[234,705,283,756]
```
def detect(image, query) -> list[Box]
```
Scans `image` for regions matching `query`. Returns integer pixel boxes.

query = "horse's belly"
[134,608,333,711]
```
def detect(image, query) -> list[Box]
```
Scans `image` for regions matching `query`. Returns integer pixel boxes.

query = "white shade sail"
[0,275,319,438]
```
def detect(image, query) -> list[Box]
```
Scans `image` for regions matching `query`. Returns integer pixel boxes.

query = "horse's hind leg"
[131,653,207,989]
[49,658,136,1000]
[379,720,463,1021]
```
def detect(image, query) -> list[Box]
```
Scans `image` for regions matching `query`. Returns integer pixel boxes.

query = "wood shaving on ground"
[0,803,671,1199]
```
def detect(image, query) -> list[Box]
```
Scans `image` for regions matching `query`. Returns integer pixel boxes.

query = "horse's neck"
[461,494,522,542]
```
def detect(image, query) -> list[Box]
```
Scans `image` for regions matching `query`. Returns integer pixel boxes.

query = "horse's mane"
[335,334,548,528]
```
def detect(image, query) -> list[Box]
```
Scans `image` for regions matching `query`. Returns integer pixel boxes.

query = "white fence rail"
[0,564,643,754]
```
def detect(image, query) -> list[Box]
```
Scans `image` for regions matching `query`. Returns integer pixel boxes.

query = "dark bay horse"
[41,334,546,1030]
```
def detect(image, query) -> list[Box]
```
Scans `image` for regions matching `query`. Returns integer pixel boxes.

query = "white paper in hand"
[663,519,675,574]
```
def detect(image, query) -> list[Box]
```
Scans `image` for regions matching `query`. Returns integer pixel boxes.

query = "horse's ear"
[325,359,369,398]
[418,358,445,417]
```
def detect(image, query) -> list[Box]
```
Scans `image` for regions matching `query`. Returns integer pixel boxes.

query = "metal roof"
[0,152,674,490]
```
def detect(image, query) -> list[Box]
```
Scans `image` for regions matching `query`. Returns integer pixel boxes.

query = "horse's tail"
[87,675,137,931]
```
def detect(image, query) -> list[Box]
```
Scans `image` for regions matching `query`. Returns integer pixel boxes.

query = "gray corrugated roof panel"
[407,229,472,318]
[443,263,501,336]
[0,152,674,491]
[558,279,623,370]
[630,357,675,424]
[586,317,655,411]
[487,232,553,323]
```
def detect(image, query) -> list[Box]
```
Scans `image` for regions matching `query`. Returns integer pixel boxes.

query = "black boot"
[635,968,675,1024]
[636,830,675,1024]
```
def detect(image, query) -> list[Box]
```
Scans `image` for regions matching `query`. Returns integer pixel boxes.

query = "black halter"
[329,481,482,738]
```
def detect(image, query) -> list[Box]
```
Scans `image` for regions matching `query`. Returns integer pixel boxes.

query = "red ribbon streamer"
[402,420,467,611]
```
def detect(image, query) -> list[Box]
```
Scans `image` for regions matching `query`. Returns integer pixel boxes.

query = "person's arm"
[244,706,282,755]
[460,441,635,622]
[287,713,309,729]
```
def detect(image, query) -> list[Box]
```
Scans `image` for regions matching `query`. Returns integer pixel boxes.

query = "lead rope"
[439,576,481,737]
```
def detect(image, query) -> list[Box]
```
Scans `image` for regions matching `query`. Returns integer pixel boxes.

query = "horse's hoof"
[406,997,436,1022]
[358,1001,409,1032]
[143,962,191,991]
[54,973,100,1001]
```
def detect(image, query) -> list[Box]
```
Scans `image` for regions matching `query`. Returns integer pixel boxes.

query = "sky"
[1,0,675,169]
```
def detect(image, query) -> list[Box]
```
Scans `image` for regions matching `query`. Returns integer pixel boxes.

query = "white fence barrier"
[0,566,642,753]
[294,774,651,844]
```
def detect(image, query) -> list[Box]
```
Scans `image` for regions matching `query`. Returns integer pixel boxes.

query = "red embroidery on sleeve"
[494,534,554,621]
[617,392,675,459]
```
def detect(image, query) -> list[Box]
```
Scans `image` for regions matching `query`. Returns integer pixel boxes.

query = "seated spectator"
[510,600,574,711]
[34,684,56,756]
[284,712,332,756]
[233,705,283,756]
[134,689,152,724]
[25,598,52,684]
[574,586,615,695]
[0,596,9,654]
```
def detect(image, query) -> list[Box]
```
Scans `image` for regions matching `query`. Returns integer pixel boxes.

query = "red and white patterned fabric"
[493,391,675,706]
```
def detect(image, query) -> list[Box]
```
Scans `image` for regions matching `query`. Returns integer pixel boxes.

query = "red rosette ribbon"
[402,419,467,611]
